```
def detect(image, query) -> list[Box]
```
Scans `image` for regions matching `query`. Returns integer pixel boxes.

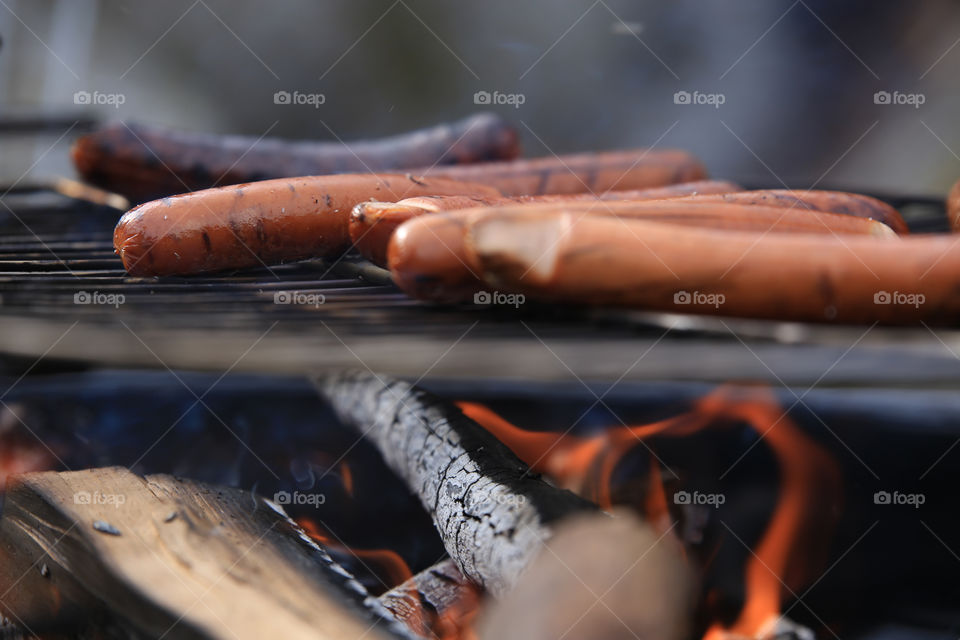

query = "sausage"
[351,180,741,266]
[464,209,960,324]
[388,201,898,304]
[73,113,520,203]
[420,149,707,196]
[114,174,501,277]
[352,198,499,269]
[670,190,909,235]
[948,179,960,231]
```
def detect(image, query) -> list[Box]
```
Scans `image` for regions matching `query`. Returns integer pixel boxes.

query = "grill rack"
[0,182,959,385]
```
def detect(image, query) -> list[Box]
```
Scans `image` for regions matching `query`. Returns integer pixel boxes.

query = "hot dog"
[350,180,742,266]
[670,190,908,235]
[114,174,500,277]
[74,113,520,203]
[464,209,960,324]
[947,179,960,231]
[388,201,898,304]
[420,149,707,196]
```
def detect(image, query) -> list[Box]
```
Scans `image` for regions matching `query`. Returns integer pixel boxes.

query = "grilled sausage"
[464,209,960,324]
[73,113,520,203]
[114,174,501,277]
[421,149,707,196]
[350,180,741,266]
[388,201,898,303]
[948,179,960,231]
[670,190,908,235]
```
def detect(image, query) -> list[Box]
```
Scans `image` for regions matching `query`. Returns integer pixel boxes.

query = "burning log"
[0,467,395,640]
[477,509,692,640]
[378,558,476,638]
[315,371,597,596]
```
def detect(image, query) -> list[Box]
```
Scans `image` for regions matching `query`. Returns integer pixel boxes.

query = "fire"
[458,385,842,639]
[432,582,482,640]
[339,461,354,496]
[295,517,414,591]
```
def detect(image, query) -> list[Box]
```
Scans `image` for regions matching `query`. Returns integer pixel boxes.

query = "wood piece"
[477,509,692,640]
[0,467,393,640]
[378,559,472,638]
[315,371,597,596]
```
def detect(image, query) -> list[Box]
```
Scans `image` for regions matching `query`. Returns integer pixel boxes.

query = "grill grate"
[0,182,958,384]
[0,185,497,333]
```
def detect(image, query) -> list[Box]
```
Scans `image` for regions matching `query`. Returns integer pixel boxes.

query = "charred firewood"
[315,371,597,597]
[0,467,397,640]
[377,558,472,637]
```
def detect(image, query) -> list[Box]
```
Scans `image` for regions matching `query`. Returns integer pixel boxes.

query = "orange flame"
[459,385,842,639]
[296,517,414,591]
[339,461,355,496]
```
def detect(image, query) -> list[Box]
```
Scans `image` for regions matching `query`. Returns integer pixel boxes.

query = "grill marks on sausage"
[255,219,268,245]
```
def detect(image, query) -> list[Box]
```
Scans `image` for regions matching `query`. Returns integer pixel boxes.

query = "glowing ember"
[433,583,482,640]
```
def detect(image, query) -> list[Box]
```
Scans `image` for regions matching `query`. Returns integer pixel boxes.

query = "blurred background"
[1,0,959,195]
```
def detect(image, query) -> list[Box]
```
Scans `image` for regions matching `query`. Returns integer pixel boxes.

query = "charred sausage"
[114,174,500,276]
[74,113,520,203]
